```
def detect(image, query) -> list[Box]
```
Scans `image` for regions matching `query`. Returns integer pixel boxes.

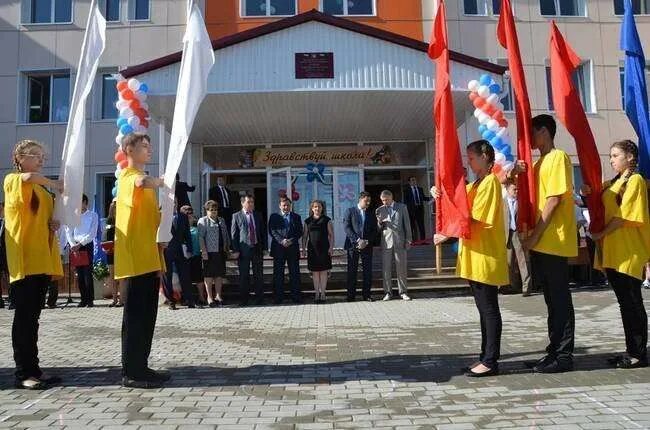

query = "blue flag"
[92,196,107,264]
[621,0,650,176]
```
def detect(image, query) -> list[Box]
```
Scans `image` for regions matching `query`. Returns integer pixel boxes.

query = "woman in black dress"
[302,200,333,303]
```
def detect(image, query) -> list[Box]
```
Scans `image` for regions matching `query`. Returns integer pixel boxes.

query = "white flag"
[55,0,106,228]
[157,0,215,242]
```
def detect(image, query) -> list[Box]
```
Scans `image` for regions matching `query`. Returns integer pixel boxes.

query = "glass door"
[332,168,364,248]
[267,167,292,222]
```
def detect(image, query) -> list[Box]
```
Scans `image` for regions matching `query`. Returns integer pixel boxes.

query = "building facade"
[0,0,648,238]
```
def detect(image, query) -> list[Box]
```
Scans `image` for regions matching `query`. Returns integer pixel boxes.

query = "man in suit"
[376,190,412,301]
[163,201,194,309]
[504,180,532,296]
[344,191,378,302]
[231,194,267,306]
[209,176,234,229]
[268,197,303,304]
[174,173,195,209]
[403,176,430,242]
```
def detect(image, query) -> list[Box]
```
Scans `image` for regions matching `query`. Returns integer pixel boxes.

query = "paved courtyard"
[0,287,648,429]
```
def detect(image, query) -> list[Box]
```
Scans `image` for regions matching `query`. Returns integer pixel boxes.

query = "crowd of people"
[1,113,648,389]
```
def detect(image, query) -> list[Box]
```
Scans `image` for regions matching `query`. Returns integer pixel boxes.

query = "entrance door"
[267,167,292,223]
[332,168,364,248]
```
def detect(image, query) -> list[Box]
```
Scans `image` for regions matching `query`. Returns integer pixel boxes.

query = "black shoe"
[39,374,62,385]
[209,301,218,308]
[8,303,15,310]
[524,355,553,369]
[86,302,94,308]
[291,298,303,304]
[77,302,87,308]
[460,361,482,373]
[346,296,355,302]
[47,304,57,309]
[121,376,162,389]
[0,300,4,309]
[187,303,196,309]
[465,365,499,378]
[363,297,374,302]
[533,359,573,373]
[144,368,171,382]
[168,303,177,310]
[238,301,249,307]
[609,355,648,369]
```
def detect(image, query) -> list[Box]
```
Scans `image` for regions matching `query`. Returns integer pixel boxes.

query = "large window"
[619,65,650,109]
[242,0,296,16]
[540,0,586,16]
[496,59,514,111]
[614,0,650,14]
[22,0,72,24]
[101,0,120,21]
[128,0,149,20]
[545,61,595,113]
[464,0,502,15]
[101,73,119,119]
[26,72,70,123]
[322,0,375,16]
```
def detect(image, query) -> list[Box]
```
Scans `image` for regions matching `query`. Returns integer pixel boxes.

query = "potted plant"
[92,260,110,300]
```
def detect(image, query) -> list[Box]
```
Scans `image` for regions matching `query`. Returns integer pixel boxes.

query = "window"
[322,0,374,16]
[540,0,586,16]
[545,61,595,113]
[100,0,120,21]
[619,64,650,109]
[614,0,650,14]
[242,0,296,16]
[22,0,72,24]
[496,59,514,111]
[464,0,502,15]
[101,73,118,119]
[128,0,149,20]
[26,72,70,123]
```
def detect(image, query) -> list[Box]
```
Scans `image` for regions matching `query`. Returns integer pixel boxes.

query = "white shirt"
[507,196,517,231]
[220,185,229,207]
[66,210,99,247]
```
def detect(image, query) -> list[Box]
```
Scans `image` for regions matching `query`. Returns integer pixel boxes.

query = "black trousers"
[76,243,94,305]
[12,274,48,380]
[272,252,300,301]
[408,205,426,241]
[163,248,194,305]
[346,248,373,299]
[530,250,575,361]
[469,281,502,368]
[122,272,159,379]
[606,269,648,361]
[43,281,58,308]
[238,246,264,303]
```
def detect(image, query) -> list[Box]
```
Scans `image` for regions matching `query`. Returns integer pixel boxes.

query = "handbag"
[70,249,90,267]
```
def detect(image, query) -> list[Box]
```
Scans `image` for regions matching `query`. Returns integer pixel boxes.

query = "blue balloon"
[490,137,503,148]
[489,84,502,94]
[501,146,512,158]
[478,124,488,134]
[116,117,128,127]
[505,153,515,162]
[111,186,117,197]
[482,130,496,141]
[479,74,492,86]
[139,83,149,93]
[120,124,134,135]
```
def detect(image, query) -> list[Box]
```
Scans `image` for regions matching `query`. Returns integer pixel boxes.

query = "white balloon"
[140,102,149,111]
[487,94,500,106]
[487,119,499,131]
[119,107,134,118]
[127,116,140,127]
[136,125,147,133]
[468,80,480,92]
[477,85,490,98]
[495,152,506,164]
[496,102,505,111]
[478,113,490,124]
[127,78,141,91]
[115,134,124,145]
[116,100,129,110]
[496,128,508,138]
[135,91,147,101]
[115,169,121,179]
[474,108,482,118]
[502,161,514,172]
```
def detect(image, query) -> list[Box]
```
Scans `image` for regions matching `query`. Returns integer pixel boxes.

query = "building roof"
[121,9,506,79]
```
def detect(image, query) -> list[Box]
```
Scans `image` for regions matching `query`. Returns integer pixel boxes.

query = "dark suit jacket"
[231,210,267,254]
[208,185,233,210]
[168,212,192,258]
[343,206,378,250]
[268,212,303,258]
[403,185,430,208]
[174,181,195,208]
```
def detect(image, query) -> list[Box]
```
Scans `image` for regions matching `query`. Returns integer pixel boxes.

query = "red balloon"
[469,93,478,102]
[141,119,149,128]
[493,111,504,121]
[129,99,141,110]
[472,98,486,109]
[118,160,128,169]
[114,150,126,163]
[498,118,508,127]
[121,89,135,100]
[492,163,503,174]
[485,105,496,116]
[116,81,128,92]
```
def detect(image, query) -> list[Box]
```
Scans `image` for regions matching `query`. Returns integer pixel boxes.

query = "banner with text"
[253,145,392,167]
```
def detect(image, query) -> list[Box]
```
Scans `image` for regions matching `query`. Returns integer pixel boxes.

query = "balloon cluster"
[467,74,515,174]
[111,78,150,197]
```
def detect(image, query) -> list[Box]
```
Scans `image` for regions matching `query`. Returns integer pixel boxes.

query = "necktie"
[247,212,256,245]
[360,209,365,239]
[221,186,229,208]
[413,187,420,205]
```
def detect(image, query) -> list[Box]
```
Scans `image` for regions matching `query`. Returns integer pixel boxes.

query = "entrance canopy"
[121,9,506,144]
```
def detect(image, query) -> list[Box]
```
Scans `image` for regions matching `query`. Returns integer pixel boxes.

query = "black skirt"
[203,251,226,278]
[189,255,203,283]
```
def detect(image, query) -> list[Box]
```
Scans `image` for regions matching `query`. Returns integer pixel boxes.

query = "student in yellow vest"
[433,140,508,377]
[521,114,577,373]
[5,140,63,390]
[582,140,648,368]
[115,133,170,389]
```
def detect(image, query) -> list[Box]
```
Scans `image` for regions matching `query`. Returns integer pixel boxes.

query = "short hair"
[204,200,219,211]
[240,194,254,203]
[532,114,556,139]
[358,191,371,200]
[82,194,88,204]
[279,196,292,205]
[380,190,393,198]
[504,178,517,188]
[180,205,193,214]
[466,139,495,165]
[121,133,150,153]
[408,176,417,181]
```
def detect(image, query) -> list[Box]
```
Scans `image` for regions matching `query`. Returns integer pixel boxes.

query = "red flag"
[496,0,536,232]
[549,21,604,233]
[428,0,470,238]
